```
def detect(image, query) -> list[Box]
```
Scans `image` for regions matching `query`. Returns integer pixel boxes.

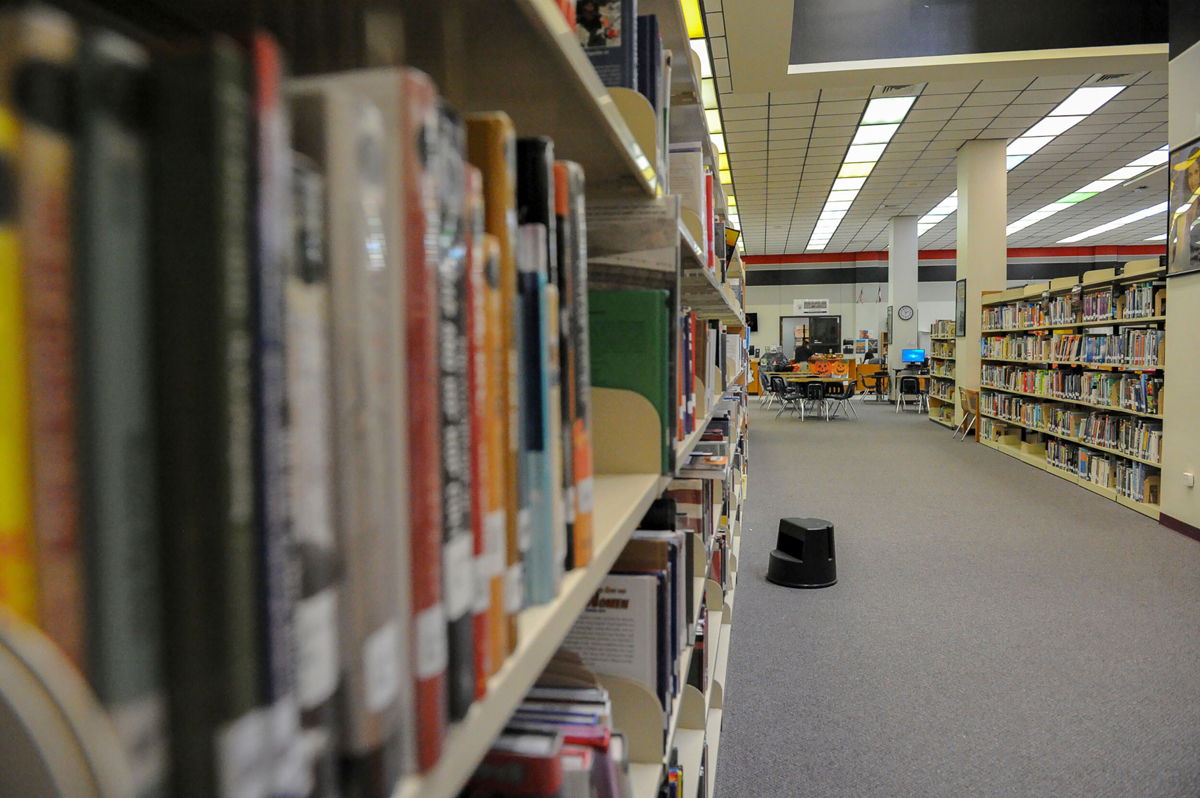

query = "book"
[636,15,660,110]
[0,2,86,670]
[150,38,264,798]
[0,92,36,626]
[552,162,578,573]
[398,68,448,772]
[577,0,638,88]
[465,167,499,698]
[434,103,476,722]
[464,730,565,797]
[517,222,563,607]
[289,72,409,793]
[465,113,521,658]
[287,152,340,797]
[73,25,166,797]
[555,161,595,571]
[247,35,303,793]
[589,290,673,473]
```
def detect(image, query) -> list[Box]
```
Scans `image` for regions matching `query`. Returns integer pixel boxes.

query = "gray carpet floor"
[714,399,1200,798]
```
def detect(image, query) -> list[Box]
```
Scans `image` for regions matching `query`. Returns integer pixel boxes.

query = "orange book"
[466,114,521,654]
[479,234,508,680]
[0,105,36,623]
[0,6,84,665]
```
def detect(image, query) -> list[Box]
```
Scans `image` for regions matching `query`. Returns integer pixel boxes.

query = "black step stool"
[767,517,836,588]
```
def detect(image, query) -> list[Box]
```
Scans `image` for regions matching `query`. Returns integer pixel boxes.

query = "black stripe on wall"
[748,260,1126,287]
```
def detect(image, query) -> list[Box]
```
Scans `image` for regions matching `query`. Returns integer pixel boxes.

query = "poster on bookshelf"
[1167,135,1200,277]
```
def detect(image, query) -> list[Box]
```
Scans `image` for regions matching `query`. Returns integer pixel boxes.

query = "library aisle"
[717,404,1200,797]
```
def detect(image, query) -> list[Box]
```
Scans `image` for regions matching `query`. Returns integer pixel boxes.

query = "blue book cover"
[577,0,638,89]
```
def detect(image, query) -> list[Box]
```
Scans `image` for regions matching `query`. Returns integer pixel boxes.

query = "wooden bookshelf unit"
[976,259,1165,518]
[928,320,957,428]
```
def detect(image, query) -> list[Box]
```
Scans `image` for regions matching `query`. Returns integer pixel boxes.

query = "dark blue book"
[577,0,638,89]
[636,15,660,110]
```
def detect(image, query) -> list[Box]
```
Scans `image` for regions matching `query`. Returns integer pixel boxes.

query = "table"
[763,373,852,420]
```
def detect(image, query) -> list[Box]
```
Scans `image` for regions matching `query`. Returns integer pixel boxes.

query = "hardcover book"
[577,0,638,89]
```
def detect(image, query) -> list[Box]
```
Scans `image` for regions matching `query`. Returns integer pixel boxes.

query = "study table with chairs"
[762,362,931,419]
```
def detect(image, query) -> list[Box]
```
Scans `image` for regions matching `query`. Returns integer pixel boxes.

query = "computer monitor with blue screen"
[901,348,926,363]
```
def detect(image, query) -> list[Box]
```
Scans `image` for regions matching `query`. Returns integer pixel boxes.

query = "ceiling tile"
[816,98,866,115]
[915,93,968,109]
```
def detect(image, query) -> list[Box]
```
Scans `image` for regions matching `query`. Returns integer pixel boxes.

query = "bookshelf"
[0,0,750,796]
[929,320,957,428]
[977,259,1165,519]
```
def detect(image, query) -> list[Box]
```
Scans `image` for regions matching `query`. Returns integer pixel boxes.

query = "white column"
[887,216,919,387]
[956,139,1007,423]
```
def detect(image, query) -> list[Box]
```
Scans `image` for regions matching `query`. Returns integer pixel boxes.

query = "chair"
[760,373,779,409]
[804,380,829,421]
[827,380,858,419]
[894,374,926,413]
[771,376,803,418]
[954,387,979,440]
[860,370,887,402]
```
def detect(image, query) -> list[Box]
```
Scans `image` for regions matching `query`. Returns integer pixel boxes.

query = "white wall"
[1161,37,1200,529]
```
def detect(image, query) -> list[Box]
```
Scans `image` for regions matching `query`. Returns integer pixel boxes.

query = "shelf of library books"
[682,264,748,326]
[394,472,667,798]
[928,320,957,427]
[406,0,658,199]
[974,258,1165,521]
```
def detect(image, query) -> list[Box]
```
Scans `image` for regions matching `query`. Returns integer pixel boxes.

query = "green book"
[149,38,264,798]
[588,289,671,473]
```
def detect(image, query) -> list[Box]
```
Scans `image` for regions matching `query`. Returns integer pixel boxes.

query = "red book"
[465,732,564,797]
[704,172,715,271]
[400,68,447,770]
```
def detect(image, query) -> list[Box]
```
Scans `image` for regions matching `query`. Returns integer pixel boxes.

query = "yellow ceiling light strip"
[681,0,705,38]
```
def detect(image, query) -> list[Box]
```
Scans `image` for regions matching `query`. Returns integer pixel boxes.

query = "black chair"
[772,376,803,418]
[895,374,927,413]
[804,380,828,421]
[827,380,858,419]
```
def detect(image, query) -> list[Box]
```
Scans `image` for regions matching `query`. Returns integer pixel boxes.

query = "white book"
[563,574,661,701]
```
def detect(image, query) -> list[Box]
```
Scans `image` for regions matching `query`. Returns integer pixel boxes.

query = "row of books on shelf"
[931,320,956,337]
[984,280,1166,331]
[979,393,1163,463]
[930,341,955,359]
[0,8,740,796]
[930,365,955,379]
[980,419,1161,504]
[980,365,1164,415]
[929,384,955,402]
[463,474,742,797]
[980,329,1164,367]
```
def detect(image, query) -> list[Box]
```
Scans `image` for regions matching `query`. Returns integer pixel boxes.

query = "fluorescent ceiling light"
[1007,136,1053,156]
[1050,85,1125,116]
[844,143,887,163]
[718,153,729,171]
[726,194,736,206]
[701,78,717,110]
[682,0,705,37]
[1006,155,1029,170]
[805,94,917,252]
[705,109,722,133]
[852,123,900,145]
[1023,115,1085,137]
[861,96,917,125]
[1006,146,1169,238]
[690,39,712,79]
[710,133,726,153]
[1129,147,1168,168]
[1146,233,1167,241]
[838,162,875,178]
[719,169,732,184]
[832,176,867,192]
[1057,201,1167,243]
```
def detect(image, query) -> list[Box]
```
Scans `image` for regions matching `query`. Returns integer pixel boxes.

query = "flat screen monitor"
[901,348,926,363]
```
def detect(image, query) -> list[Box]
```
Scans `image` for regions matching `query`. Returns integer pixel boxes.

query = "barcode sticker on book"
[111,694,167,794]
[216,708,269,798]
[577,476,595,514]
[565,486,576,524]
[484,510,505,577]
[363,621,401,713]
[295,587,339,708]
[473,555,492,614]
[415,603,449,679]
[505,563,524,614]
[443,535,474,621]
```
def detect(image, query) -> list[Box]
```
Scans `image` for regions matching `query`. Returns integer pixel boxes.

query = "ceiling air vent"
[1096,73,1131,83]
[880,84,918,94]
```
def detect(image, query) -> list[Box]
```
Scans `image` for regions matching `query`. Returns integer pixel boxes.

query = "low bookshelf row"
[975,258,1166,518]
[0,2,751,798]
[928,320,957,428]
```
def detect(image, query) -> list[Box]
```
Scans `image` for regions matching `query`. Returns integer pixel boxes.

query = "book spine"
[73,27,167,797]
[248,35,303,794]
[563,161,594,570]
[518,223,556,607]
[402,69,448,771]
[0,102,36,624]
[480,234,508,677]
[435,105,476,722]
[4,5,85,668]
[553,162,577,572]
[287,153,340,797]
[464,114,520,657]
[465,167,494,698]
[151,40,263,798]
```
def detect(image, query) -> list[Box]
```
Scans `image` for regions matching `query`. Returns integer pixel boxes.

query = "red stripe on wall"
[743,244,1165,266]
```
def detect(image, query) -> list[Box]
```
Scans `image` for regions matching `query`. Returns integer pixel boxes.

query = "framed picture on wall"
[955,279,967,337]
[1168,136,1200,277]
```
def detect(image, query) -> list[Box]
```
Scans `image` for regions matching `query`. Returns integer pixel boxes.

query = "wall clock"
[897,304,914,321]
